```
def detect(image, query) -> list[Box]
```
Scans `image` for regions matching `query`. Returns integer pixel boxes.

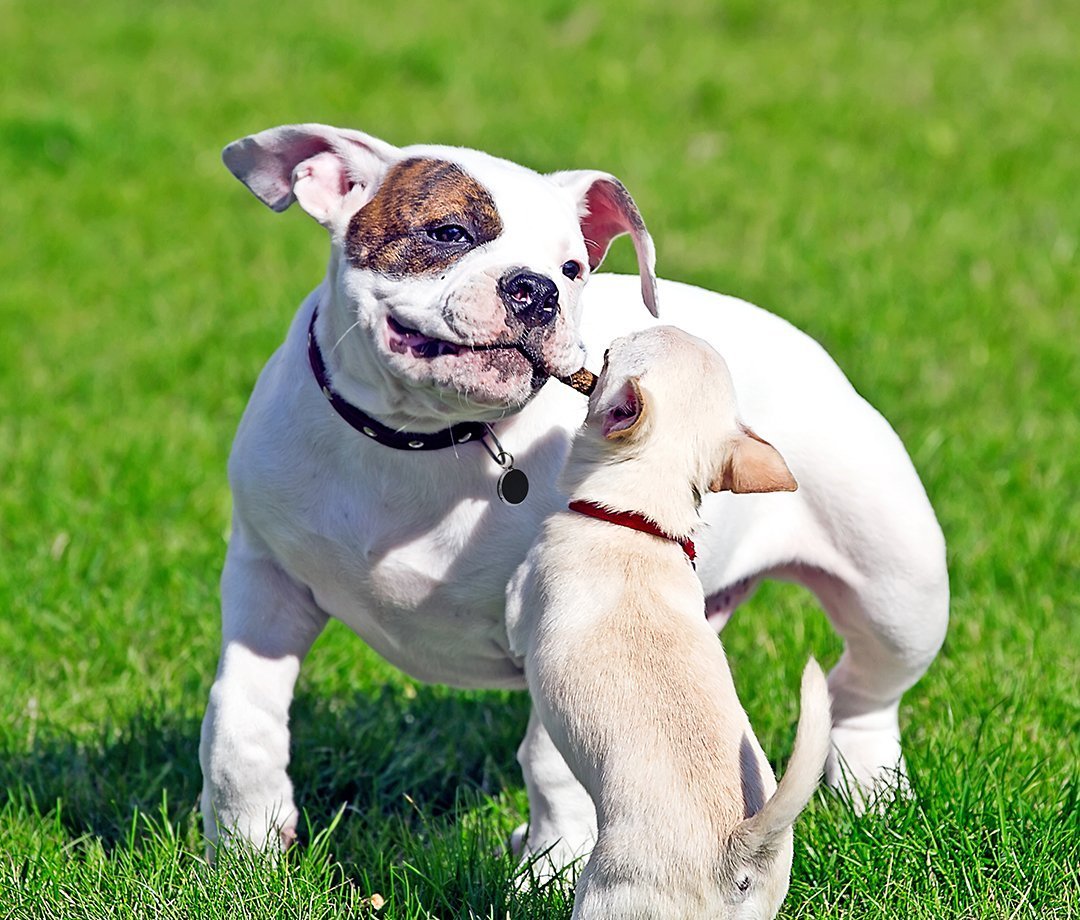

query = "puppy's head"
[573,326,797,504]
[222,123,658,423]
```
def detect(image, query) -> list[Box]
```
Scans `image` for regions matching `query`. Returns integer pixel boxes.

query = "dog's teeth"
[392,322,462,359]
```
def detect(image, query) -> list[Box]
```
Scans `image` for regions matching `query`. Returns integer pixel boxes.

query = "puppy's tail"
[733,659,831,850]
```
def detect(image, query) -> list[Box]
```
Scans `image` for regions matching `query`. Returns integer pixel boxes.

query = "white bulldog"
[199,123,948,862]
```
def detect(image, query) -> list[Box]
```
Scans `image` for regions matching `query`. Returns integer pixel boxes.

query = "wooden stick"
[557,367,598,395]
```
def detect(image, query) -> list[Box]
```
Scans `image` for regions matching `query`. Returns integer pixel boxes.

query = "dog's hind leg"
[802,559,948,809]
[786,427,950,809]
[199,529,328,855]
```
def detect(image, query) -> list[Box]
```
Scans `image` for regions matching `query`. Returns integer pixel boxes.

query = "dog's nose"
[498,270,560,328]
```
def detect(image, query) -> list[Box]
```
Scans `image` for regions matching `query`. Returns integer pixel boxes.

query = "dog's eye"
[561,260,582,281]
[736,875,752,892]
[427,224,473,244]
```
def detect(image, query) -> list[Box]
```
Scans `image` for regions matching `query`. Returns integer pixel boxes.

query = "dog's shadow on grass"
[289,682,531,826]
[1,683,530,850]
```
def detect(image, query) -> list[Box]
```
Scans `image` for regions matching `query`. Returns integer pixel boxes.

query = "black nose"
[498,270,560,329]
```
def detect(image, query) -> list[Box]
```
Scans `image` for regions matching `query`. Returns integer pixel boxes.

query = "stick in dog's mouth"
[556,367,599,396]
[511,341,598,396]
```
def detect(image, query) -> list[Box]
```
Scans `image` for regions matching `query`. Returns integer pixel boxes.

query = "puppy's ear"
[222,124,400,228]
[711,427,797,493]
[548,170,659,318]
[602,377,649,440]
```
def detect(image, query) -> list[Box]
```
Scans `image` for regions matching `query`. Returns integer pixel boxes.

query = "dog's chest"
[244,467,539,688]
[229,334,578,688]
[362,505,504,608]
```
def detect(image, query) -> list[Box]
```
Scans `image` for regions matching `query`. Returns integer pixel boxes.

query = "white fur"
[200,125,948,856]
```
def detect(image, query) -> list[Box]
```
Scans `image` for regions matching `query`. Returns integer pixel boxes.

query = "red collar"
[568,500,696,565]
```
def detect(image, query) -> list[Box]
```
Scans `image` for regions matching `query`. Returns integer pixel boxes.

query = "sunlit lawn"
[1,0,1076,916]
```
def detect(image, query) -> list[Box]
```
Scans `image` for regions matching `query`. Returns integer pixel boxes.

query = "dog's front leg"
[512,708,597,885]
[199,536,327,854]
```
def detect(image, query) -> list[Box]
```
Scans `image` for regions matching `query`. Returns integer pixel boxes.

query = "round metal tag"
[497,468,529,505]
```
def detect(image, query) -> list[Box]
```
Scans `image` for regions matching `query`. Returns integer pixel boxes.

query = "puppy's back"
[528,513,773,856]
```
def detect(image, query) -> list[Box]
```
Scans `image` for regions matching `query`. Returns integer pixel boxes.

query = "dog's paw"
[826,723,910,813]
[278,819,299,850]
[201,794,301,864]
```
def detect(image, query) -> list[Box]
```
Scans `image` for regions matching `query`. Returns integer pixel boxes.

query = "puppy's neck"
[560,441,701,540]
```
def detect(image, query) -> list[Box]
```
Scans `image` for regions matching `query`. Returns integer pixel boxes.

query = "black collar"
[307,307,488,451]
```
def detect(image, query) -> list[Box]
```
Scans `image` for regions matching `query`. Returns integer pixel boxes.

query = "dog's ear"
[602,377,649,440]
[711,427,798,493]
[548,170,659,317]
[222,124,400,228]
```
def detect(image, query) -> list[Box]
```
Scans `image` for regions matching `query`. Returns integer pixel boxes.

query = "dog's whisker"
[330,320,363,356]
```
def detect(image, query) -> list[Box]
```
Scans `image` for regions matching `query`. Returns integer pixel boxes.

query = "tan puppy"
[506,325,831,919]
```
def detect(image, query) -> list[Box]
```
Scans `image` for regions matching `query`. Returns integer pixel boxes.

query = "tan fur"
[712,429,798,494]
[509,326,828,919]
[532,521,768,843]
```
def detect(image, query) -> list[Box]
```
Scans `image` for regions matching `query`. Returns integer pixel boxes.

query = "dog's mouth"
[386,314,556,377]
[387,315,472,359]
[382,313,588,409]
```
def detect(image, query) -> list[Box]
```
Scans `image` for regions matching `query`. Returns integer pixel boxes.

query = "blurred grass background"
[0,0,1077,916]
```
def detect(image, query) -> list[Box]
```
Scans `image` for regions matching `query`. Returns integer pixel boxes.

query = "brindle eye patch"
[347,158,503,277]
[426,223,474,245]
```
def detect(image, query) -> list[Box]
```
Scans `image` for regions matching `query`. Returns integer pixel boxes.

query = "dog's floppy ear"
[548,170,659,317]
[711,426,798,494]
[602,377,649,440]
[222,123,400,228]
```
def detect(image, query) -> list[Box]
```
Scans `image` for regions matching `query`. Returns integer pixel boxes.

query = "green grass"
[1,0,1077,916]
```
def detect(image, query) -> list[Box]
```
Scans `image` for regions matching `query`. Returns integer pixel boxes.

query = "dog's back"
[525,513,829,919]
